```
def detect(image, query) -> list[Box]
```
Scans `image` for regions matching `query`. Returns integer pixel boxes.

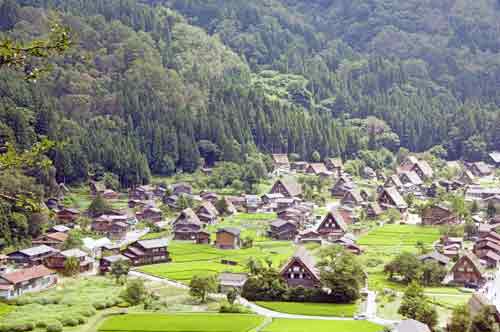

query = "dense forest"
[2,0,500,187]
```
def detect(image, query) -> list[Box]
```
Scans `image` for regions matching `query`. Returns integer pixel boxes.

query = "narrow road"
[129,270,399,326]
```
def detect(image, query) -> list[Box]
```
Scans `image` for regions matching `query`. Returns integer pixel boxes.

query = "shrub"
[14,298,30,306]
[79,306,96,317]
[116,301,130,308]
[35,321,48,329]
[219,303,249,313]
[46,322,63,332]
[93,302,106,310]
[61,318,78,327]
[75,316,86,325]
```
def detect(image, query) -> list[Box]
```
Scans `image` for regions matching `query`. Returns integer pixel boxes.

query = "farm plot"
[358,224,440,255]
[260,318,382,332]
[139,241,294,283]
[207,212,277,241]
[98,313,264,332]
[255,301,358,317]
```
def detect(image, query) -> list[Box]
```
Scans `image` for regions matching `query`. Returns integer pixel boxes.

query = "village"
[2,152,500,332]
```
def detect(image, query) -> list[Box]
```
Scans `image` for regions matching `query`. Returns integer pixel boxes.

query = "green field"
[1,277,123,327]
[99,313,264,332]
[260,319,383,332]
[358,224,441,292]
[255,301,358,317]
[207,212,277,241]
[139,241,294,283]
[0,303,13,317]
[358,224,440,253]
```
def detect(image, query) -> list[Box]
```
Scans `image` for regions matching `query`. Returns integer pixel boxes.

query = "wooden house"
[56,208,80,223]
[101,190,119,200]
[449,252,485,286]
[330,176,354,197]
[421,205,459,226]
[325,158,343,175]
[128,199,147,209]
[418,251,450,266]
[305,163,331,176]
[333,236,362,255]
[215,228,241,249]
[172,183,192,196]
[99,255,130,274]
[473,240,500,257]
[411,160,433,179]
[362,166,376,180]
[459,170,476,185]
[32,232,68,249]
[316,210,347,239]
[366,202,383,218]
[91,214,130,240]
[261,193,285,206]
[341,190,365,207]
[385,174,403,189]
[245,195,262,213]
[269,177,303,198]
[279,247,320,289]
[468,293,500,323]
[272,154,290,170]
[268,219,298,240]
[489,152,500,167]
[196,201,219,224]
[0,265,57,299]
[399,171,423,187]
[45,249,93,273]
[466,162,493,177]
[290,161,308,173]
[377,187,408,214]
[173,208,209,244]
[136,207,163,223]
[123,238,170,266]
[200,191,218,203]
[128,185,154,201]
[89,181,106,196]
[276,198,296,212]
[298,229,322,244]
[7,245,59,266]
[218,273,248,293]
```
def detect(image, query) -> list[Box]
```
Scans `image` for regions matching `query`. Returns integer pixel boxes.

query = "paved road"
[129,270,398,326]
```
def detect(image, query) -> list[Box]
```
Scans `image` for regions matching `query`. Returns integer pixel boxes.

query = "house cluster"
[272,153,343,177]
[0,234,170,299]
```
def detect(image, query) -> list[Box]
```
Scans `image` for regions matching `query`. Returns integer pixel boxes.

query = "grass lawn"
[255,301,358,317]
[98,313,264,332]
[139,241,294,283]
[260,319,383,332]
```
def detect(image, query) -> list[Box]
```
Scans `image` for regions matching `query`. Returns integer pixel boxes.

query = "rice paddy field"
[139,240,294,283]
[260,318,383,332]
[358,224,440,255]
[255,301,358,317]
[98,313,265,332]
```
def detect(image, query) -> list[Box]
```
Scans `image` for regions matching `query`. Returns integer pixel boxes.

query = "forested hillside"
[2,0,500,190]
